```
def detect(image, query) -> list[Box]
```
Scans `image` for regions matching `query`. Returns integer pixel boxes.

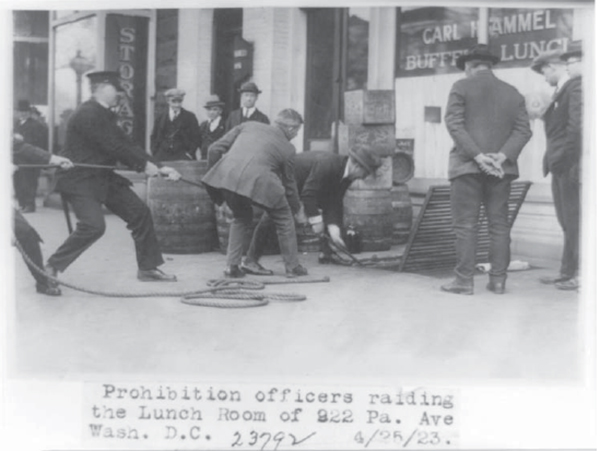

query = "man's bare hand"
[49,155,74,169]
[159,166,182,181]
[474,153,503,178]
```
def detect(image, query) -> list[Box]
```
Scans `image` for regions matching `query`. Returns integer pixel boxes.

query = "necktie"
[244,109,249,118]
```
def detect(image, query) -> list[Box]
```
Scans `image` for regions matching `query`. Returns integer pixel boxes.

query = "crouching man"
[242,147,382,275]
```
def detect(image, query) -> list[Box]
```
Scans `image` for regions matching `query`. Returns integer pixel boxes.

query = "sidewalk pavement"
[8,205,584,385]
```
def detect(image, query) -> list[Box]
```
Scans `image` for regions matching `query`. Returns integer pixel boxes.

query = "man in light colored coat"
[441,45,532,295]
[202,109,307,278]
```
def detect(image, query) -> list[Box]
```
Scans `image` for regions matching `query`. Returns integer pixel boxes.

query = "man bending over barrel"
[202,109,308,278]
[44,71,182,289]
[242,147,382,275]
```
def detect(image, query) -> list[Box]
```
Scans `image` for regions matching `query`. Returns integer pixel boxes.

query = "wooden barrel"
[391,184,413,245]
[343,189,393,252]
[147,160,217,254]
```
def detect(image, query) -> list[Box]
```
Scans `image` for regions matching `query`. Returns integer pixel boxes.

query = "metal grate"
[398,181,532,272]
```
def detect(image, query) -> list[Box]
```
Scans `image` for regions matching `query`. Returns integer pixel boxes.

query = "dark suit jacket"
[13,140,51,165]
[445,70,532,180]
[15,117,48,150]
[150,108,200,161]
[224,108,270,132]
[542,76,582,176]
[294,151,350,227]
[198,118,227,160]
[55,99,154,201]
[203,122,300,212]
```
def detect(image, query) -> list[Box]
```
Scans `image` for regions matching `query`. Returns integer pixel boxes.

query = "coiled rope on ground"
[12,236,329,308]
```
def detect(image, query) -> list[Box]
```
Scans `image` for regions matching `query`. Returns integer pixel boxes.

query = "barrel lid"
[392,151,415,185]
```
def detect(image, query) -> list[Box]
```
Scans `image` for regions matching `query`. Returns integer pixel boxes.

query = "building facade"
[13,4,594,260]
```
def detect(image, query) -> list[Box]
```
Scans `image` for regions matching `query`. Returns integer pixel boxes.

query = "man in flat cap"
[242,147,382,275]
[441,44,532,296]
[13,99,49,213]
[198,94,227,160]
[44,71,182,288]
[224,81,270,132]
[150,88,201,161]
[532,44,583,291]
[203,109,307,278]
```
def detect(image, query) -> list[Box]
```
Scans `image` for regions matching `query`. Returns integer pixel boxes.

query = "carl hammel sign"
[397,7,573,76]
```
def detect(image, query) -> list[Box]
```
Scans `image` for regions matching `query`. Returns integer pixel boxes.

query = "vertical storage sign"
[396,7,573,77]
[105,14,149,147]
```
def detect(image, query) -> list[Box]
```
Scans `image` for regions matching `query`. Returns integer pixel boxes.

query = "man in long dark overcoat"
[203,109,306,278]
[441,45,532,295]
[532,44,583,291]
[44,71,181,288]
[12,136,74,295]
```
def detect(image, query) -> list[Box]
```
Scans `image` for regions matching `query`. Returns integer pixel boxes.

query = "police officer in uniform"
[44,71,182,289]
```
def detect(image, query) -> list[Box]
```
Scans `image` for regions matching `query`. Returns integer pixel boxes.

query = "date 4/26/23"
[354,429,451,448]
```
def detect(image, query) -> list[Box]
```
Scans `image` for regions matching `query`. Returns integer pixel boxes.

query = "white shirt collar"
[556,74,570,93]
[343,157,352,179]
[209,116,221,131]
[97,99,111,109]
[244,107,256,118]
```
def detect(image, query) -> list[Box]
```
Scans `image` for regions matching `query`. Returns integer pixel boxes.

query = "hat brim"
[239,88,261,94]
[560,50,582,61]
[204,102,225,108]
[456,53,500,71]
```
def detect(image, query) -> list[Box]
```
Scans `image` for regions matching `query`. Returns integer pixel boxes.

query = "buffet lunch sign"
[397,7,573,77]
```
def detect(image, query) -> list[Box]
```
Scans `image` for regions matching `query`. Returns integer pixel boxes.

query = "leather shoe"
[486,281,506,295]
[224,265,245,278]
[555,277,579,291]
[539,275,570,285]
[286,265,308,278]
[441,278,474,295]
[43,264,61,291]
[36,282,61,296]
[241,259,274,276]
[20,205,36,213]
[137,268,177,282]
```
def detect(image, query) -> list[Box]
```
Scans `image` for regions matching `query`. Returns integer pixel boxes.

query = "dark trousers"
[451,173,512,282]
[222,191,299,271]
[551,171,580,278]
[14,209,48,286]
[47,182,164,272]
[13,168,40,209]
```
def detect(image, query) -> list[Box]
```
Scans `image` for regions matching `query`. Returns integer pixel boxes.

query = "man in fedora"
[203,109,307,278]
[198,94,227,160]
[242,147,382,275]
[225,81,270,132]
[150,88,201,161]
[532,43,583,291]
[441,44,532,296]
[13,99,48,213]
[44,71,182,288]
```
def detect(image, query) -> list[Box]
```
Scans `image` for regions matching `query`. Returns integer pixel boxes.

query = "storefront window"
[346,7,369,91]
[53,16,97,152]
